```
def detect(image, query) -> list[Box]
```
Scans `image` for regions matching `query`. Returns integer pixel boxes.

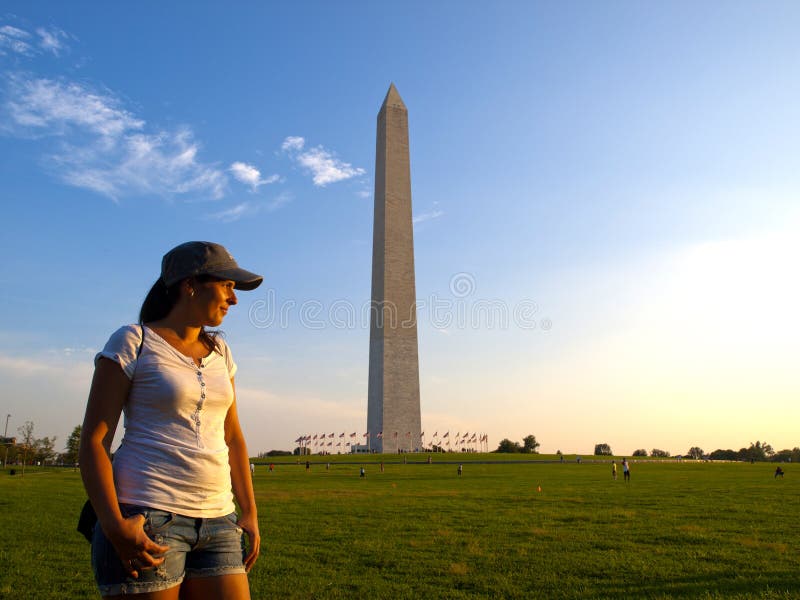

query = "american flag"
[339,432,345,438]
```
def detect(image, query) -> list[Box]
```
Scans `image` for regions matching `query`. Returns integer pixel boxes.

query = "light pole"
[3,414,9,469]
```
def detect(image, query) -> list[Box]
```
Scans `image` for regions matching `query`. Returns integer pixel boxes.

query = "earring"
[190,289,195,297]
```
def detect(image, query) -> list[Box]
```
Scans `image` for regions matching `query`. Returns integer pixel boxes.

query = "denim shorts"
[91,504,246,596]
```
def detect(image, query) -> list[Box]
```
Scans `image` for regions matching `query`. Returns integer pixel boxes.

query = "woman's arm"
[79,357,168,578]
[225,378,261,572]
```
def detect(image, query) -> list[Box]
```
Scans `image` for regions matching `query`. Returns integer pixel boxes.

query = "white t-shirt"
[96,325,238,517]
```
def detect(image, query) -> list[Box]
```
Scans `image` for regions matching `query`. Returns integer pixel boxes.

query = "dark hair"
[139,276,221,353]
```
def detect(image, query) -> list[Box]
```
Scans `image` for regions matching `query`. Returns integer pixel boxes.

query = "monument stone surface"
[367,84,422,454]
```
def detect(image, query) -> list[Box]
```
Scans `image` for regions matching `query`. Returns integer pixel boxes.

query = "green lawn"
[1,459,797,599]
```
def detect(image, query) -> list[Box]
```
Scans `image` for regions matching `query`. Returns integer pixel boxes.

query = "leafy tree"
[64,425,82,465]
[594,443,612,456]
[687,446,704,460]
[709,448,738,461]
[33,436,57,464]
[522,435,540,454]
[771,449,793,463]
[494,438,522,453]
[740,441,773,462]
[17,421,35,477]
[651,448,670,458]
[632,449,648,457]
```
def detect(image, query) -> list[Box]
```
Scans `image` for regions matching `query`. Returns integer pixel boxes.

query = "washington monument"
[367,84,422,454]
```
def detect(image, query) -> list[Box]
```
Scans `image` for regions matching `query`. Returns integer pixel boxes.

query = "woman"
[80,241,262,599]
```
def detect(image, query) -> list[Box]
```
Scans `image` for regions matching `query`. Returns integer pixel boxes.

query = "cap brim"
[210,268,264,291]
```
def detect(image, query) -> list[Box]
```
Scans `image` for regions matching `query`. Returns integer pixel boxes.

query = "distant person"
[775,466,785,479]
[79,241,262,598]
[612,460,617,480]
[457,464,463,477]
[380,462,384,473]
[250,462,255,477]
[269,463,274,473]
[622,458,630,481]
[360,466,366,478]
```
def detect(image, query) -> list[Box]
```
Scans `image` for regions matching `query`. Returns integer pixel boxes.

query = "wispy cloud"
[229,161,279,190]
[413,209,445,224]
[296,147,365,186]
[205,191,292,223]
[57,346,98,356]
[6,76,143,137]
[282,135,366,187]
[0,25,35,56]
[3,75,227,200]
[281,136,305,152]
[36,27,70,56]
[0,24,71,57]
[207,201,253,223]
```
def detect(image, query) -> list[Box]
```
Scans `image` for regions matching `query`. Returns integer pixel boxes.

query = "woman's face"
[193,279,237,326]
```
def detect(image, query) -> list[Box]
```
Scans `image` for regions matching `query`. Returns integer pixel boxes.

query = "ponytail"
[139,278,177,324]
[138,276,221,353]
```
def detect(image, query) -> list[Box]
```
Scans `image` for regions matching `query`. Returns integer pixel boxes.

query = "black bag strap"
[135,324,145,369]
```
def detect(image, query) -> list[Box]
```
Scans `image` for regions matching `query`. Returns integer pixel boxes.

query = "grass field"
[1,457,798,599]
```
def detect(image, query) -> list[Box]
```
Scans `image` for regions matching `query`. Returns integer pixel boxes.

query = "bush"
[494,439,522,453]
[266,449,292,457]
[594,443,612,456]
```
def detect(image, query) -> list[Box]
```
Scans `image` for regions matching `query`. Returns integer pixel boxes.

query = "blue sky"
[1,2,798,456]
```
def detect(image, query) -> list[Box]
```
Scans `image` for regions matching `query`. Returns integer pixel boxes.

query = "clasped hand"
[108,513,170,579]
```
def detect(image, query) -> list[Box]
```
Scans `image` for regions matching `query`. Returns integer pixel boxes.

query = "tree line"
[494,435,541,454]
[2,422,81,473]
[493,437,799,463]
[6,424,799,465]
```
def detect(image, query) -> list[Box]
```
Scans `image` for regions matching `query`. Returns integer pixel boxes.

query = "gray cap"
[161,241,263,291]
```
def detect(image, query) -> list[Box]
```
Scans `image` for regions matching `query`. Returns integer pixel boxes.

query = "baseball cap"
[161,241,263,291]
